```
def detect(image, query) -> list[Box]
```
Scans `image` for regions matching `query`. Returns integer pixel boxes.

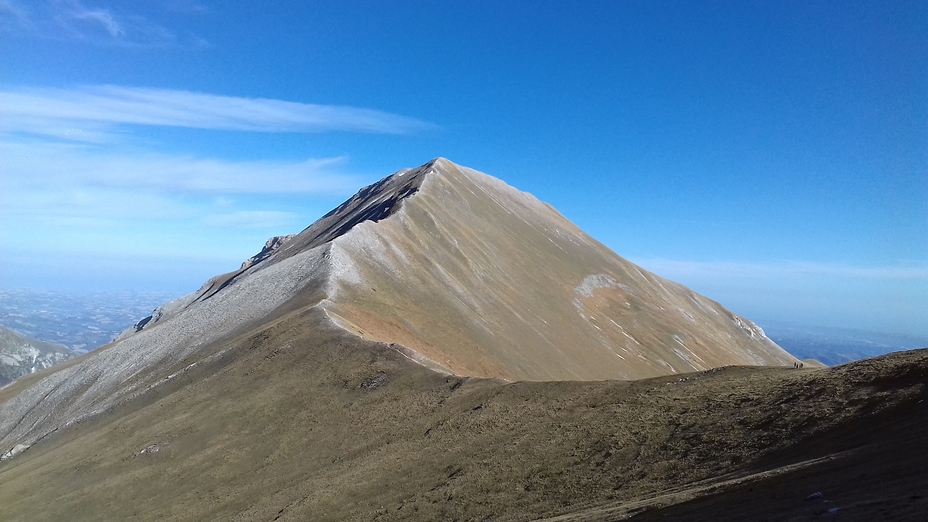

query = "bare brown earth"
[0,301,924,521]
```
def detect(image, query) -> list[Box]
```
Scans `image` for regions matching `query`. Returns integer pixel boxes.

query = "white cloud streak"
[0,140,361,241]
[0,82,433,285]
[1,141,361,195]
[0,82,430,245]
[0,85,435,139]
[0,0,31,28]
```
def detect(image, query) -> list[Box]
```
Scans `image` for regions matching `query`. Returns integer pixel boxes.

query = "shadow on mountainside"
[544,352,928,522]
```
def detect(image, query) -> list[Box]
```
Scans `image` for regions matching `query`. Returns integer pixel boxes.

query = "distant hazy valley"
[0,289,177,353]
[760,320,928,366]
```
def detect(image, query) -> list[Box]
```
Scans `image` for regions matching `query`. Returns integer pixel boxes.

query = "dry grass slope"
[0,303,924,521]
[1,159,923,521]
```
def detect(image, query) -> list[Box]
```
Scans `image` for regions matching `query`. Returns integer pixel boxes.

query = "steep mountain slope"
[0,158,797,455]
[129,158,797,381]
[0,158,923,521]
[319,159,795,380]
[0,325,76,387]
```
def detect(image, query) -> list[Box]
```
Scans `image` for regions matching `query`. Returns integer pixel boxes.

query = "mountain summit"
[1,158,795,450]
[318,158,796,379]
[134,157,794,382]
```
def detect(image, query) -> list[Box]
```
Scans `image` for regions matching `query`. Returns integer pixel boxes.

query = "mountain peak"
[319,159,797,380]
[2,159,799,452]
[126,158,797,382]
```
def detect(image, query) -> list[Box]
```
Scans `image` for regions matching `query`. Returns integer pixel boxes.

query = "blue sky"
[1,1,926,336]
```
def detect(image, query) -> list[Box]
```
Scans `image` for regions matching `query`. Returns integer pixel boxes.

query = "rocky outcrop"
[240,235,296,270]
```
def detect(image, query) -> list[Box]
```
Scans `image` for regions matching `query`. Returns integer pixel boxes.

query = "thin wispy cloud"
[202,211,299,230]
[1,0,191,47]
[0,142,353,275]
[0,0,31,29]
[63,1,123,37]
[1,141,362,196]
[632,258,928,282]
[0,83,432,248]
[0,85,436,140]
[0,139,363,248]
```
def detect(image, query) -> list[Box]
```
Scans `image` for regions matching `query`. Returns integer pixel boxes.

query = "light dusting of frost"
[575,274,620,297]
[328,242,364,288]
[732,315,765,340]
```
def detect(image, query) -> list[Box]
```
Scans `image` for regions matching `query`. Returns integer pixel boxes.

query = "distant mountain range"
[0,325,78,387]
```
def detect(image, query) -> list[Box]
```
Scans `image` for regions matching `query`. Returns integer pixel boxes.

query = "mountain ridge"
[126,158,796,381]
[1,158,796,452]
[1,315,924,521]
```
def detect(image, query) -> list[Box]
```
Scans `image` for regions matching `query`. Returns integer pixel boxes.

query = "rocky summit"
[0,159,924,522]
[313,158,796,379]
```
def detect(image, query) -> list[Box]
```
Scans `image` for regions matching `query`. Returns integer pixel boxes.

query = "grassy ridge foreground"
[0,306,925,521]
